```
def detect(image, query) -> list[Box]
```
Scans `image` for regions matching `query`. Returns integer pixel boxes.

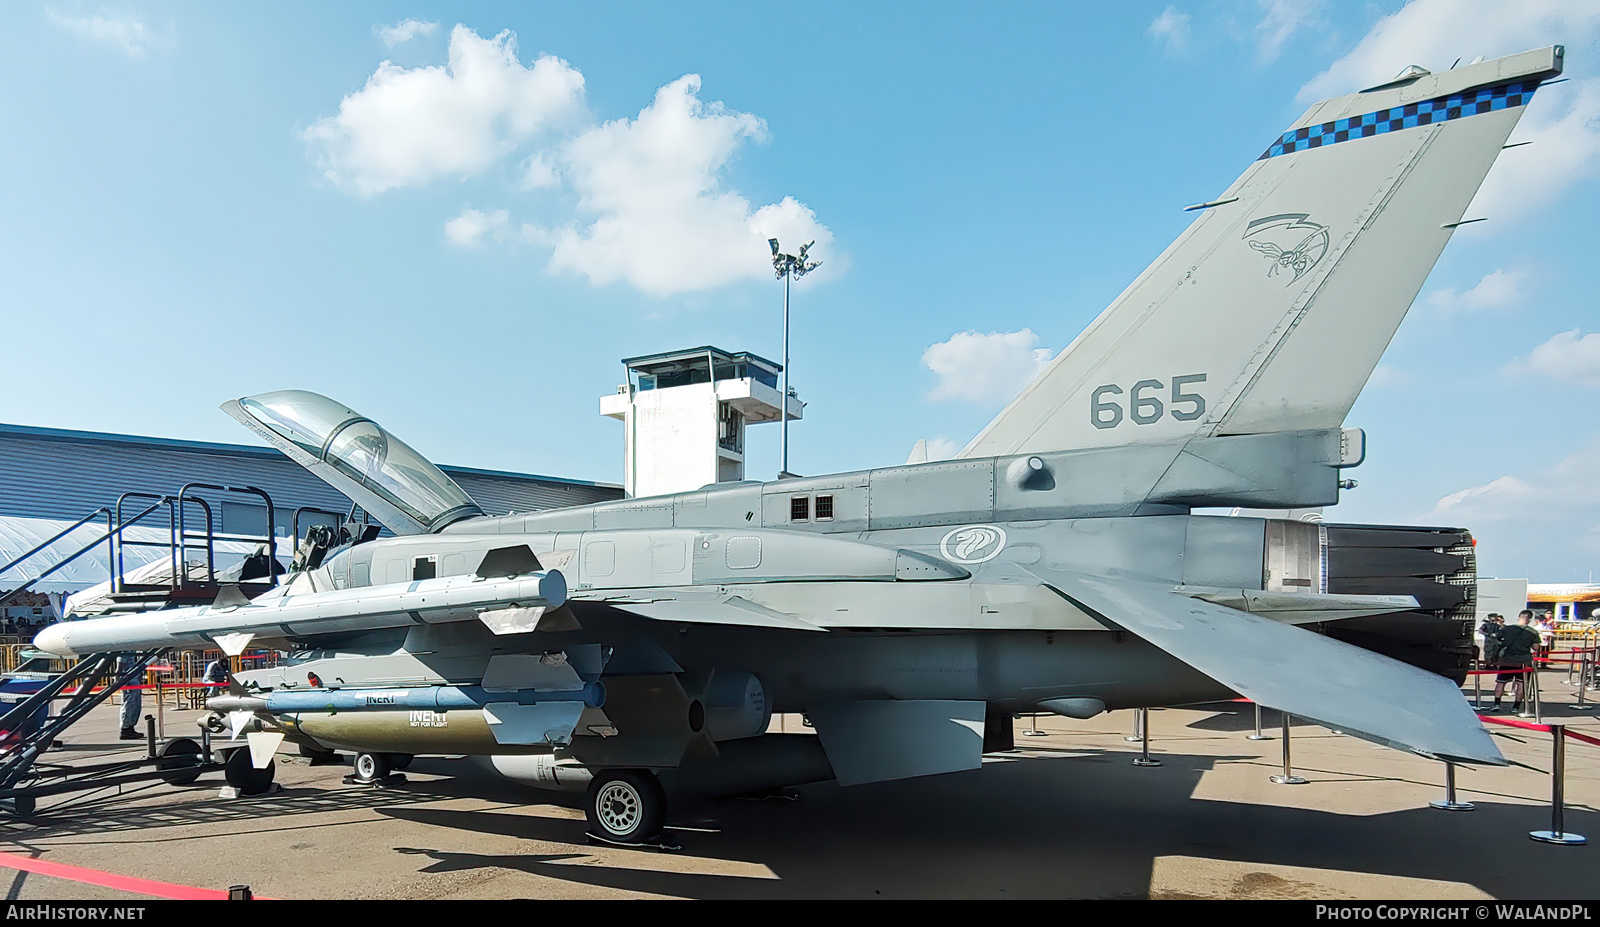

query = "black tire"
[158,738,203,786]
[387,753,413,771]
[223,746,275,795]
[586,769,666,843]
[353,751,391,781]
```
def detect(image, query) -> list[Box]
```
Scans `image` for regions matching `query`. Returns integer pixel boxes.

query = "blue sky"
[2,1,1598,581]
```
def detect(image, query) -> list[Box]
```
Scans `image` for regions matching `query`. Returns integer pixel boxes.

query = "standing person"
[1536,612,1556,660]
[1491,611,1541,712]
[117,653,143,740]
[1478,613,1501,664]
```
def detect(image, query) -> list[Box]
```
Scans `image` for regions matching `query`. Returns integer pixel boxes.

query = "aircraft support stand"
[1246,703,1270,741]
[1124,709,1144,743]
[1429,761,1474,811]
[1270,714,1306,785]
[1132,708,1161,767]
[1023,713,1048,737]
[1529,723,1585,845]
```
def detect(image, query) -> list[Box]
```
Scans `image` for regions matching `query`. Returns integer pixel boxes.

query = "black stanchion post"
[1529,723,1586,845]
[1574,647,1593,712]
[1270,713,1306,785]
[1529,663,1542,723]
[1132,707,1160,767]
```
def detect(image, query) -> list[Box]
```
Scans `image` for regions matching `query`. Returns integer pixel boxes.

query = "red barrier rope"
[0,850,264,900]
[62,681,227,695]
[1481,714,1600,749]
[1481,715,1551,733]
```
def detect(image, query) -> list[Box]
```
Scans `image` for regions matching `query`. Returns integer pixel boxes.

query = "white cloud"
[302,25,586,196]
[1147,6,1191,51]
[1426,435,1600,576]
[1255,0,1320,61]
[375,19,437,48]
[1425,268,1529,316]
[47,9,157,59]
[1466,77,1600,225]
[538,75,832,296]
[923,329,1055,403]
[518,153,560,190]
[1430,475,1535,519]
[1503,329,1600,386]
[1300,0,1600,102]
[444,208,513,247]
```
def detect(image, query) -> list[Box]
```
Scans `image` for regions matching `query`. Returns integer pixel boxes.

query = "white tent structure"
[0,513,281,594]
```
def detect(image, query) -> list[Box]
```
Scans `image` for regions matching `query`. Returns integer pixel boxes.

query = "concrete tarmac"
[0,682,1594,900]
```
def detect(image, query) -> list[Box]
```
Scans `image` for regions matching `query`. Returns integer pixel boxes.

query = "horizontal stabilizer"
[1175,586,1418,624]
[1024,565,1503,765]
[806,700,986,786]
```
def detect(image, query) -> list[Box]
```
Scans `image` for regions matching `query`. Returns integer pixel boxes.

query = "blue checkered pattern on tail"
[1258,80,1540,160]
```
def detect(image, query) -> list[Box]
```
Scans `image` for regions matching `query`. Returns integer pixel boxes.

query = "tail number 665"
[1090,374,1207,429]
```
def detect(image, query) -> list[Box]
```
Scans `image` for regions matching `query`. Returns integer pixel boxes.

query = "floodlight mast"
[769,238,820,478]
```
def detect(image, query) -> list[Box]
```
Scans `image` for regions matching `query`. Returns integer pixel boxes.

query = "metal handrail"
[111,494,178,595]
[177,483,278,590]
[0,509,119,609]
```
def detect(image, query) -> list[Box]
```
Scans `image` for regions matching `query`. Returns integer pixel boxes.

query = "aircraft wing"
[570,589,826,632]
[1023,565,1504,766]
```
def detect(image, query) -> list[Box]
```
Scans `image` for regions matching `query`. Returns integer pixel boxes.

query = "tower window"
[790,496,810,521]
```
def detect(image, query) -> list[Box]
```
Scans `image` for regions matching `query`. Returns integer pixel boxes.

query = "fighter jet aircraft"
[36,46,1564,844]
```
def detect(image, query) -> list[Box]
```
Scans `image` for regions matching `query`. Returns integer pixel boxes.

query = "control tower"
[600,346,802,498]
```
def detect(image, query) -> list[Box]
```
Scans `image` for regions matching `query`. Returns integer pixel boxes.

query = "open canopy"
[223,390,483,535]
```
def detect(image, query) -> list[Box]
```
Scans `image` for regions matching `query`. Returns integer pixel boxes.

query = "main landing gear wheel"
[388,753,413,771]
[223,746,276,795]
[353,751,391,781]
[586,769,666,844]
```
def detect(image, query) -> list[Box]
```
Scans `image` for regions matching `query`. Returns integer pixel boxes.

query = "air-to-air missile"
[32,557,567,657]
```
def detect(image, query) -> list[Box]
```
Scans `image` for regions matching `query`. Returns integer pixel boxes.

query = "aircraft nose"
[32,623,72,657]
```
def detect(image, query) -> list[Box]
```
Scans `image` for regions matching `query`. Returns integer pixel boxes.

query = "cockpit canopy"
[223,390,484,535]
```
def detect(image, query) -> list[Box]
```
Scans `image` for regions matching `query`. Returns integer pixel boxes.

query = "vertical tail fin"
[962,46,1563,459]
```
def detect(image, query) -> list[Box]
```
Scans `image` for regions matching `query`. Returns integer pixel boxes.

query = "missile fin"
[476,545,542,578]
[213,632,255,656]
[246,731,284,769]
[478,606,546,636]
[212,584,250,610]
